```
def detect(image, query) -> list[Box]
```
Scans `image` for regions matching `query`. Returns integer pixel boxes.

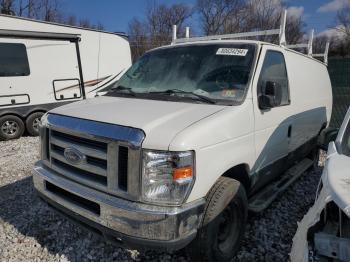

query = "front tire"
[188,177,248,262]
[0,115,25,140]
[26,112,44,136]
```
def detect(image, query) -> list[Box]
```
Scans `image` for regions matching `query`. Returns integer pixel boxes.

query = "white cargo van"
[33,12,332,262]
[0,15,131,140]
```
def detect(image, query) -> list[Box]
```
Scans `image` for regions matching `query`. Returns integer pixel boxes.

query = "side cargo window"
[0,43,30,77]
[258,50,290,106]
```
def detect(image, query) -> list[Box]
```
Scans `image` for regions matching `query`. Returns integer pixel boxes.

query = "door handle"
[288,125,292,138]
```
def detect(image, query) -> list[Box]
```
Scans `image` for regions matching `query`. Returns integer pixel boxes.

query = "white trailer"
[0,15,132,139]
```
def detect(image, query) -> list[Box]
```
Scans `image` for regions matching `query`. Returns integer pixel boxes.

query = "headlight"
[142,150,195,205]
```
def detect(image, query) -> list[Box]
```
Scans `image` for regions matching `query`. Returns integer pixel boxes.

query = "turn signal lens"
[173,167,193,181]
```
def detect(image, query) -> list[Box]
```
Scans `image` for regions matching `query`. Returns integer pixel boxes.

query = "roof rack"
[172,10,287,45]
[171,10,330,65]
[286,29,330,65]
[312,42,330,65]
[286,29,314,55]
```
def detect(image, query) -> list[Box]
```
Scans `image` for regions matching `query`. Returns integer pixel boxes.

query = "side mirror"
[259,81,282,109]
[318,127,339,151]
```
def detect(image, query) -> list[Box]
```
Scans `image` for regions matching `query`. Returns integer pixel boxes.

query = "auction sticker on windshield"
[216,48,248,56]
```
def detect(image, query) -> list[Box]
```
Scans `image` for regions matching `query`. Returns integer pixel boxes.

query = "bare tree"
[196,0,304,44]
[128,1,193,60]
[197,0,245,35]
[0,0,15,14]
[325,4,350,56]
[147,1,193,44]
[335,6,350,39]
[128,17,149,61]
[96,22,104,31]
[43,0,62,21]
[76,18,104,30]
[79,18,91,28]
[18,0,37,18]
[243,0,304,43]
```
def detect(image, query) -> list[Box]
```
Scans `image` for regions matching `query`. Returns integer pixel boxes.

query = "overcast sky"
[63,0,349,36]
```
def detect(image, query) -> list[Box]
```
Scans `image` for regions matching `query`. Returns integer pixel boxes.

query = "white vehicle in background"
[0,14,132,140]
[33,11,332,262]
[291,108,350,262]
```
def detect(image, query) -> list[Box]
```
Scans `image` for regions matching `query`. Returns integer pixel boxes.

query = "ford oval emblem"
[64,147,85,165]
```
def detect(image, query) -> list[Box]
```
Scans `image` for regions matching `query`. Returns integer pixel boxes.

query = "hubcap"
[1,120,19,136]
[217,205,240,253]
[33,117,41,132]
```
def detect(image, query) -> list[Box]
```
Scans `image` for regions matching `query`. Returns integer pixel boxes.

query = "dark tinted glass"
[258,51,289,105]
[0,43,30,77]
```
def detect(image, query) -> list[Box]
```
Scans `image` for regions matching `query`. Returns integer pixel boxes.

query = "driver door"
[251,45,292,189]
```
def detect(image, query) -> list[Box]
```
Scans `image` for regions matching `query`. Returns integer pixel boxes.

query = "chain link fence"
[328,57,350,128]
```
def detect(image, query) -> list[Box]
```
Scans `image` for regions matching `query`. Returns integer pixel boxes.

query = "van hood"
[50,96,225,150]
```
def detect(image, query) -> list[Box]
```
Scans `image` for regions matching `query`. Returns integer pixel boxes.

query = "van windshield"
[106,44,256,104]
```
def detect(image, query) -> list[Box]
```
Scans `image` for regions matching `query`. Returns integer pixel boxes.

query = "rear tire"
[0,115,25,140]
[26,112,44,136]
[188,177,248,262]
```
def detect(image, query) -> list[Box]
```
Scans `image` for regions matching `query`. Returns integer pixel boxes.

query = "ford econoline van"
[33,13,333,262]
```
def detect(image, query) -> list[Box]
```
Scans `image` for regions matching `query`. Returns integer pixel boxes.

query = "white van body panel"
[0,15,131,115]
[284,48,332,152]
[169,99,255,202]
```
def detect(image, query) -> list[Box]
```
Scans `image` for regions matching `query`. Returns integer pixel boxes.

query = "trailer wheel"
[188,177,247,262]
[26,112,44,136]
[0,115,25,140]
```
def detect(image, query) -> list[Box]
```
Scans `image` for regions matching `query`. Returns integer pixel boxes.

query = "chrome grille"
[40,114,145,200]
[41,123,142,200]
[50,130,108,177]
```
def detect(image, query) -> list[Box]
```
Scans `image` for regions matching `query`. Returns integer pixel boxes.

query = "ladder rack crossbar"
[286,43,308,49]
[174,29,281,44]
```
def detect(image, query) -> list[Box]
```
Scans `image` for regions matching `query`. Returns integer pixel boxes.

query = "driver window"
[258,50,290,106]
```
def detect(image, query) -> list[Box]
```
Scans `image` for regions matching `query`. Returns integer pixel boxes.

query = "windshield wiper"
[149,89,216,104]
[108,85,136,96]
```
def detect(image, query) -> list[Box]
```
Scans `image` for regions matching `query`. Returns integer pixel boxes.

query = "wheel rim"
[1,120,19,136]
[32,117,41,132]
[216,204,240,254]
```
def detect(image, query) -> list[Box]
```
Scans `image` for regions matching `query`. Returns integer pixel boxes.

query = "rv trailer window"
[258,50,290,106]
[0,43,30,77]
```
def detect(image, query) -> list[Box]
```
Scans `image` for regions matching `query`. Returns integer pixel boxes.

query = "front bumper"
[33,161,205,251]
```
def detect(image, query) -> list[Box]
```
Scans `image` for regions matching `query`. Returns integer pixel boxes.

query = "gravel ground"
[0,137,324,262]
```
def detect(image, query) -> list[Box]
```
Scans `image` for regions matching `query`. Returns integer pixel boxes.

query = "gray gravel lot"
[0,137,323,261]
